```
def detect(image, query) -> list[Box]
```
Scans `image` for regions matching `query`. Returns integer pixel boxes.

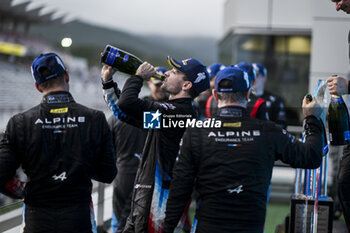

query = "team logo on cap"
[194,72,207,83]
[182,59,191,65]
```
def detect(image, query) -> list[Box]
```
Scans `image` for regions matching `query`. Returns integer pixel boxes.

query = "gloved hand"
[0,178,26,199]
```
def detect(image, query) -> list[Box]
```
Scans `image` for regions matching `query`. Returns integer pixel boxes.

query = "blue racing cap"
[31,53,66,84]
[215,66,250,92]
[207,63,226,78]
[167,56,210,95]
[235,62,256,82]
[252,63,267,77]
[150,66,167,84]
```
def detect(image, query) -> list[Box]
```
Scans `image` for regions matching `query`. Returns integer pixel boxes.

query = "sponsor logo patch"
[50,107,68,114]
[223,122,241,127]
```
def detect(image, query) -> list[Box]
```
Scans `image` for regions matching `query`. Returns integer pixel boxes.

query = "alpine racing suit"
[108,114,147,233]
[163,106,323,233]
[102,75,196,233]
[0,91,117,233]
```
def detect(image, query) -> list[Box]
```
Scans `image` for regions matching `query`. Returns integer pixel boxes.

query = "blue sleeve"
[102,80,142,128]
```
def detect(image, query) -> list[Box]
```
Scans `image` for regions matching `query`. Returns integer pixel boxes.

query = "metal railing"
[0,182,113,233]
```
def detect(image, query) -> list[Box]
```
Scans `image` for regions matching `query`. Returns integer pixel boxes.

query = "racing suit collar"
[218,106,247,118]
[42,91,75,104]
[168,97,194,108]
[168,97,192,103]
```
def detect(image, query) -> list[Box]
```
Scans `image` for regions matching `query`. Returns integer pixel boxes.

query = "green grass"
[184,202,290,233]
[265,203,290,233]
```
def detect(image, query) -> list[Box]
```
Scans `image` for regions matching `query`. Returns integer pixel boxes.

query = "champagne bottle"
[328,94,350,145]
[101,45,165,81]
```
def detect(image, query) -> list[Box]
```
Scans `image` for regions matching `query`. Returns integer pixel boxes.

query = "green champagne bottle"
[101,45,165,81]
[328,94,350,145]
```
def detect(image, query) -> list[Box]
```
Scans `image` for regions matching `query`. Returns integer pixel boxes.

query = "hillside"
[29,20,218,67]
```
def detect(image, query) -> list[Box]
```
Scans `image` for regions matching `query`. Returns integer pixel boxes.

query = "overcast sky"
[13,0,226,38]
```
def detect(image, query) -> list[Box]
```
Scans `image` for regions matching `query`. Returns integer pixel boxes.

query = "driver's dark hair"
[38,67,65,90]
[216,79,247,103]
